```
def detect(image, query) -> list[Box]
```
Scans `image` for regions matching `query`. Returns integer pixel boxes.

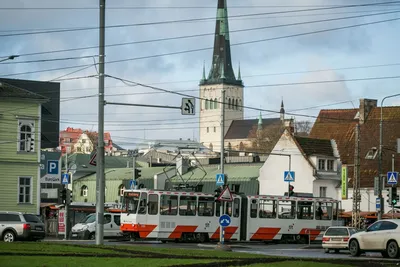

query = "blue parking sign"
[47,160,59,175]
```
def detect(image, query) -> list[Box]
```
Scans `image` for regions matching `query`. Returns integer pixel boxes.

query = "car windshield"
[80,214,96,224]
[23,214,42,223]
[324,227,349,236]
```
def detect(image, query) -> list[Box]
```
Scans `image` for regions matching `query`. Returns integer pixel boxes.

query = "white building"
[259,129,341,199]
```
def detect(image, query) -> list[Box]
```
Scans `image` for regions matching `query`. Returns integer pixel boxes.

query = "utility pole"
[352,124,361,228]
[96,0,106,246]
[132,155,137,189]
[219,88,226,245]
[64,151,68,240]
[392,154,395,219]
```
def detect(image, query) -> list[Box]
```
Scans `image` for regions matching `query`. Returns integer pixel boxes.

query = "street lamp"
[0,55,19,63]
[378,93,400,220]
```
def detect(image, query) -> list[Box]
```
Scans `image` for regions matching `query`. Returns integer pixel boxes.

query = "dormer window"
[365,147,378,160]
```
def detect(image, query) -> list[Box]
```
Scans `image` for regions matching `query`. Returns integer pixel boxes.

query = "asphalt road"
[46,239,397,261]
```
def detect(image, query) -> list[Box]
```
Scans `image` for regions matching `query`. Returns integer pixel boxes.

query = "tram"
[120,189,342,243]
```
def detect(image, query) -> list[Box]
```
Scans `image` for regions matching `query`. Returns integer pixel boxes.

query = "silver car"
[0,211,46,242]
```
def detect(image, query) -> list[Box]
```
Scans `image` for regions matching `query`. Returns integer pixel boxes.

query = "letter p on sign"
[47,160,59,175]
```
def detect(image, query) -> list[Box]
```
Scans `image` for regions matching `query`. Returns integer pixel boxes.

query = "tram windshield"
[123,191,140,214]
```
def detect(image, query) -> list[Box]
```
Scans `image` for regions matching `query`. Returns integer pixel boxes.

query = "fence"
[45,218,58,236]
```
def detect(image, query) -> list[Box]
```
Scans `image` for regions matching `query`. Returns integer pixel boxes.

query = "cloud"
[0,0,398,148]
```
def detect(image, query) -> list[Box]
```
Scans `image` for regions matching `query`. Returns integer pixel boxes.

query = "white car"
[348,219,400,258]
[322,226,357,253]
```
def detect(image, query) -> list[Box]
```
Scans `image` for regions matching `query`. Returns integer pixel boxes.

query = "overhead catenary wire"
[1,10,399,61]
[1,1,399,37]
[2,16,400,78]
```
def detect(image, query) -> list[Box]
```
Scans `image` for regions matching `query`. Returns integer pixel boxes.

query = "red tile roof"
[309,107,400,188]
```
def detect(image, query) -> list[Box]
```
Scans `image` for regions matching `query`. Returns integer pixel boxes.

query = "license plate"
[332,238,342,241]
[35,227,43,231]
[72,234,77,237]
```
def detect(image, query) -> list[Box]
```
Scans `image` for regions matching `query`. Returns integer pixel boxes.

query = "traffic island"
[214,242,232,252]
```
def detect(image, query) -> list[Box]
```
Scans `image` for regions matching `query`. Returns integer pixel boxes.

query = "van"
[70,212,121,240]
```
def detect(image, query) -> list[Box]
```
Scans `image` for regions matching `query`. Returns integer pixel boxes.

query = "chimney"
[359,98,377,124]
[284,118,295,133]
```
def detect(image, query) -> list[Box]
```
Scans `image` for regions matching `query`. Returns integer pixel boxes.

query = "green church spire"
[258,111,263,131]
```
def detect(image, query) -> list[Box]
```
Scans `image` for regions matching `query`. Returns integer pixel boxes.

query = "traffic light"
[58,188,63,204]
[66,189,72,204]
[134,168,141,179]
[391,187,398,206]
[61,188,67,203]
[387,188,392,204]
[289,185,294,197]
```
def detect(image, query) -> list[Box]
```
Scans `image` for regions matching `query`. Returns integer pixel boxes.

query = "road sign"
[129,180,137,189]
[47,160,59,175]
[181,98,195,115]
[219,214,231,227]
[387,172,399,185]
[376,197,381,211]
[89,150,97,166]
[217,186,233,202]
[284,171,295,182]
[61,173,70,185]
[216,173,225,186]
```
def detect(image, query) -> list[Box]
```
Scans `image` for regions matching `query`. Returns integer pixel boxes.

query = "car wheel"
[386,240,399,259]
[349,239,361,257]
[88,232,95,240]
[3,231,15,242]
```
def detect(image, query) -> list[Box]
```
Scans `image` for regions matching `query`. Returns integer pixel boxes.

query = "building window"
[209,143,213,151]
[118,184,125,197]
[319,187,327,198]
[228,98,231,109]
[18,177,32,203]
[209,99,213,110]
[235,99,239,110]
[214,98,218,109]
[327,160,334,171]
[205,99,209,110]
[365,147,378,159]
[318,159,325,170]
[81,185,88,197]
[239,142,244,150]
[213,127,216,132]
[207,127,209,133]
[18,120,35,152]
[227,142,232,151]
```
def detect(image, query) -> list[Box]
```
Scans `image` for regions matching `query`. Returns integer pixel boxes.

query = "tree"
[294,121,313,137]
[249,122,283,153]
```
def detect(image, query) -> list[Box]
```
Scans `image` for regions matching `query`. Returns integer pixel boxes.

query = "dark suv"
[0,211,46,242]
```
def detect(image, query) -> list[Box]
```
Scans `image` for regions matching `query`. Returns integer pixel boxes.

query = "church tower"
[199,0,244,152]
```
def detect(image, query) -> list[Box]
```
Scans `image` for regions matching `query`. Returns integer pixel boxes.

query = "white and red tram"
[120,189,342,243]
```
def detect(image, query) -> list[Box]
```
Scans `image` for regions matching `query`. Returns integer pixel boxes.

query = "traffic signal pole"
[287,155,291,196]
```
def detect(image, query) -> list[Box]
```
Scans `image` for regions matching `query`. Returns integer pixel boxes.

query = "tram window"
[160,195,178,216]
[297,201,314,220]
[226,202,232,216]
[148,194,158,215]
[278,200,296,219]
[259,199,277,219]
[250,199,258,218]
[315,202,333,220]
[125,192,140,214]
[179,196,196,216]
[198,197,214,216]
[138,192,147,215]
[215,201,221,217]
[233,198,240,218]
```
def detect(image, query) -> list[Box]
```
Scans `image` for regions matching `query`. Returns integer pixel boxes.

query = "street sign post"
[181,98,195,115]
[219,214,231,245]
[61,173,70,185]
[284,171,295,182]
[216,173,225,186]
[376,197,381,211]
[387,172,399,185]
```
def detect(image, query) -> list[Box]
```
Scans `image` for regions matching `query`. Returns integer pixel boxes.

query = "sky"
[1,0,400,149]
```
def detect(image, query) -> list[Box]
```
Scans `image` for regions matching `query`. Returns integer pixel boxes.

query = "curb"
[197,243,251,249]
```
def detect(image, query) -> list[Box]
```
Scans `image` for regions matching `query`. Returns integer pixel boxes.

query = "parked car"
[322,226,357,253]
[0,211,46,242]
[348,219,400,258]
[70,212,122,240]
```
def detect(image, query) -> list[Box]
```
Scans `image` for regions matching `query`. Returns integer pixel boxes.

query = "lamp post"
[0,55,19,63]
[378,93,400,220]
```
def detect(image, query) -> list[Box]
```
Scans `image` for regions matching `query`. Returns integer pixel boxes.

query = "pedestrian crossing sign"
[61,173,69,184]
[387,172,399,185]
[216,173,225,186]
[284,171,295,182]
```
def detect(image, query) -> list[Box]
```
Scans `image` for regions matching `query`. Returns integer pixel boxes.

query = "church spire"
[202,61,206,80]
[237,62,241,81]
[280,98,285,121]
[199,0,242,86]
[258,111,263,131]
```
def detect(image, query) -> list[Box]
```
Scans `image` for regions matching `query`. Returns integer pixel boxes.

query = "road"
[47,239,394,261]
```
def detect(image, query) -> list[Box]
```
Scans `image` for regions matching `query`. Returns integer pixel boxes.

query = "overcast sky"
[1,0,400,149]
